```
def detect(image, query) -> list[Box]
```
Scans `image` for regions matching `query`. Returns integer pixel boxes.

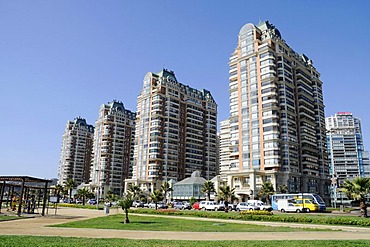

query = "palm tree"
[161,181,173,204]
[117,194,133,223]
[105,190,118,205]
[128,185,142,200]
[76,187,90,205]
[64,179,77,201]
[340,177,370,217]
[62,186,69,201]
[201,180,215,201]
[149,189,164,210]
[278,184,288,194]
[218,185,235,212]
[258,182,275,205]
[54,184,63,200]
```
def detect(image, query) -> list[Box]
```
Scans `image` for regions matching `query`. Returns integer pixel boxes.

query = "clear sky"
[1,0,369,179]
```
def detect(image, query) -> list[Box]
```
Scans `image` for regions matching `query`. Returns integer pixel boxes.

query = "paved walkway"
[1,207,370,240]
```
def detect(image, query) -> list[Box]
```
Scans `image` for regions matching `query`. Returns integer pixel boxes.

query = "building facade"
[126,69,218,194]
[172,171,206,200]
[90,100,136,197]
[220,21,329,202]
[326,112,368,182]
[58,117,94,186]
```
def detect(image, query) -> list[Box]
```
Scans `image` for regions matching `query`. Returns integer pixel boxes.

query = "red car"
[192,202,200,210]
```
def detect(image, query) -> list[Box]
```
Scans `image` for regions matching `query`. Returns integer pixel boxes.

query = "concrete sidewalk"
[1,207,370,240]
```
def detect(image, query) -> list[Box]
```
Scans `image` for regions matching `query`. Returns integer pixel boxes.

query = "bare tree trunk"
[124,208,130,223]
[360,199,367,217]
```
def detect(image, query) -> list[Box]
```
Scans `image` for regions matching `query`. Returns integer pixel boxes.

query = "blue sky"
[1,1,369,179]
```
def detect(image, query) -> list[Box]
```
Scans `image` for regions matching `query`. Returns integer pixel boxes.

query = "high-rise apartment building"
[326,112,368,182]
[127,69,217,193]
[219,119,231,175]
[363,151,370,178]
[220,21,329,201]
[90,100,136,197]
[58,117,94,186]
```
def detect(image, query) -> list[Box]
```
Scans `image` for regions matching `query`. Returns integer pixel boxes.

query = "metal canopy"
[0,176,53,183]
[0,176,53,216]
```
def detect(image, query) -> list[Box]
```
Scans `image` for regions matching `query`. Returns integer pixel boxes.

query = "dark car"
[183,202,192,210]
[88,199,97,205]
[228,204,237,211]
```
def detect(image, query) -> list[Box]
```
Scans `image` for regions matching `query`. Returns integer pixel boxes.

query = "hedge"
[130,208,370,227]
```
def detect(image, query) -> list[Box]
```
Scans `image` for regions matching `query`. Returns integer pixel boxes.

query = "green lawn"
[0,236,369,247]
[0,215,20,222]
[51,214,332,232]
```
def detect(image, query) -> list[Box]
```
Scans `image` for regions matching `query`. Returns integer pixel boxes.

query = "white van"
[277,199,304,213]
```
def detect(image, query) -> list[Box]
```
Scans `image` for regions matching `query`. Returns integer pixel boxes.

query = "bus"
[271,193,326,211]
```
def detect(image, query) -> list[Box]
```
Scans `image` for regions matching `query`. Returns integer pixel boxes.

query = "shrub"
[130,208,370,227]
[240,210,273,216]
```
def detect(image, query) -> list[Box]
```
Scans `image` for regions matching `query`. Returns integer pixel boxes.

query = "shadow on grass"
[119,221,158,224]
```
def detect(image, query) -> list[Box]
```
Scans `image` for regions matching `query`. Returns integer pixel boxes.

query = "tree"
[189,197,197,206]
[64,179,77,201]
[149,189,164,210]
[340,177,370,217]
[76,187,90,205]
[54,184,63,200]
[201,180,215,201]
[117,194,133,223]
[218,185,235,212]
[161,181,173,204]
[278,184,288,194]
[105,190,118,205]
[128,185,142,200]
[258,182,275,205]
[62,186,69,200]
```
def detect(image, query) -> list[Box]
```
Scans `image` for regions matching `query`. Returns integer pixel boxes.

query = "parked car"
[236,202,260,211]
[63,198,71,203]
[247,200,273,212]
[228,204,237,211]
[192,202,200,210]
[158,202,168,209]
[173,202,185,210]
[148,201,168,209]
[87,199,97,205]
[75,199,83,204]
[132,200,144,208]
[199,201,225,211]
[218,201,232,211]
[183,202,192,210]
[148,202,156,208]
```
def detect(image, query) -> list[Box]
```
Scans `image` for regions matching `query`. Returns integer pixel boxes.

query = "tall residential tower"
[126,69,218,193]
[220,21,329,201]
[326,112,368,182]
[90,100,136,197]
[58,117,94,185]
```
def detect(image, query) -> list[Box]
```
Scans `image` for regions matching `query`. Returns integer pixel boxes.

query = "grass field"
[0,215,20,222]
[1,236,370,247]
[51,214,333,232]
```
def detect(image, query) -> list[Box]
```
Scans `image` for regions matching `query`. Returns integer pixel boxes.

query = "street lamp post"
[331,175,338,208]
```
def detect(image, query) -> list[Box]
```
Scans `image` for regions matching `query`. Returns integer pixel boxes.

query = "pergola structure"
[0,176,53,216]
